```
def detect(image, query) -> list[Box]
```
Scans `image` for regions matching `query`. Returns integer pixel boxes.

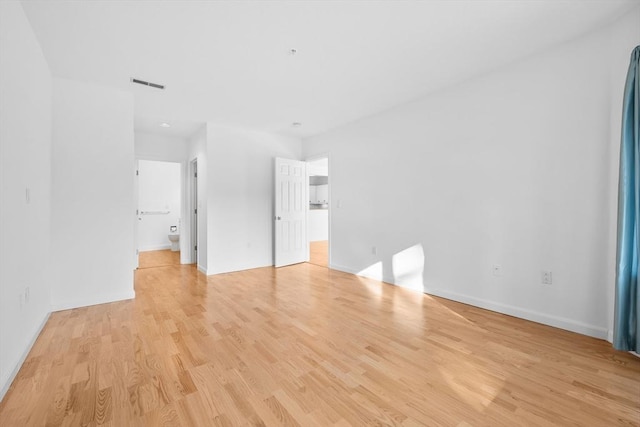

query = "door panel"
[275,158,307,267]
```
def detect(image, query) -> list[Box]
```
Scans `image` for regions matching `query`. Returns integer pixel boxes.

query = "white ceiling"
[21,0,638,139]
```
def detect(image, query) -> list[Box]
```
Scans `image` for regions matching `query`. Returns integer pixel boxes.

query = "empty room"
[1,0,639,425]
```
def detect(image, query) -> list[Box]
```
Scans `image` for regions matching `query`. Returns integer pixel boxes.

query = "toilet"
[168,225,179,251]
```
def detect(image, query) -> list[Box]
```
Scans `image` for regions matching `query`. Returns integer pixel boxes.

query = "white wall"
[137,160,181,251]
[303,11,640,340]
[207,124,301,274]
[188,126,208,273]
[50,78,135,311]
[135,131,188,163]
[309,210,329,241]
[308,158,329,176]
[0,0,53,400]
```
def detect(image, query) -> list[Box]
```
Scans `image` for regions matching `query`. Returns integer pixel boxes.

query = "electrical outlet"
[371,246,377,255]
[492,264,502,277]
[542,270,553,285]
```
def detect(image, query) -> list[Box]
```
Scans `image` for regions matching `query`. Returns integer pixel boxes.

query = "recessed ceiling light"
[160,122,171,128]
[292,122,302,127]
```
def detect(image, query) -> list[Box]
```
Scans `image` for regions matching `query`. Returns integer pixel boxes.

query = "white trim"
[0,311,50,402]
[330,263,364,276]
[51,291,135,312]
[138,244,172,252]
[607,329,614,343]
[134,153,185,164]
[197,264,207,274]
[425,288,608,340]
[188,157,198,265]
[330,263,608,340]
[330,263,394,283]
[208,262,275,276]
[134,157,189,265]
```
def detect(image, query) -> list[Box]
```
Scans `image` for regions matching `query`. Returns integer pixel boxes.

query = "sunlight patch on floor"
[438,360,505,412]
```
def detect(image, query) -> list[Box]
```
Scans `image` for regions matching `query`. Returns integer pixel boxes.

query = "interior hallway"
[0,262,638,425]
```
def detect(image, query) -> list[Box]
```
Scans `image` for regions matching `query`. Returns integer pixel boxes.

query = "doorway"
[136,159,182,269]
[307,156,329,267]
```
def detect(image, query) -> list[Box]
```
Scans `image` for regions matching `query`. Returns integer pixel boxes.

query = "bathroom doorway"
[307,156,329,267]
[136,159,182,269]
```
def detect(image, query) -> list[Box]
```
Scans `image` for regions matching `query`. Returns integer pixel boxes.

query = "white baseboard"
[425,288,608,340]
[51,290,135,312]
[138,244,171,252]
[207,262,273,276]
[197,264,207,274]
[330,264,607,340]
[0,311,50,402]
[329,263,373,276]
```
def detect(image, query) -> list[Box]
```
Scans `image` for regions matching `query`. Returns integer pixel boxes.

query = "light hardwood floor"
[0,261,639,426]
[309,240,328,268]
[138,249,181,269]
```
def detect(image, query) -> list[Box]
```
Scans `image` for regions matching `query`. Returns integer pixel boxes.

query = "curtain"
[613,46,640,352]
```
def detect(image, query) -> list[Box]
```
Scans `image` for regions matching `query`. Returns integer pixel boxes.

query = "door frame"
[189,158,198,265]
[134,159,140,269]
[305,153,331,268]
[134,157,186,263]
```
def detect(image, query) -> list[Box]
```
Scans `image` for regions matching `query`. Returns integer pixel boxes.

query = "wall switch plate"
[371,246,377,255]
[542,270,553,285]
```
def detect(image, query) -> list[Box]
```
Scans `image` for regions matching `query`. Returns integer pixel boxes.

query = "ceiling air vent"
[130,78,165,90]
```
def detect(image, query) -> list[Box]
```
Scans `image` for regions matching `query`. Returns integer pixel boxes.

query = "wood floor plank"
[1,254,639,426]
[138,249,181,269]
[309,240,328,268]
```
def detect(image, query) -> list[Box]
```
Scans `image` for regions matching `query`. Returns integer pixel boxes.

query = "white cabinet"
[309,185,317,203]
[309,184,328,204]
[315,184,328,204]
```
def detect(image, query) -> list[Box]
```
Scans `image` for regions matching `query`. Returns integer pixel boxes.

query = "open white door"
[274,157,308,267]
